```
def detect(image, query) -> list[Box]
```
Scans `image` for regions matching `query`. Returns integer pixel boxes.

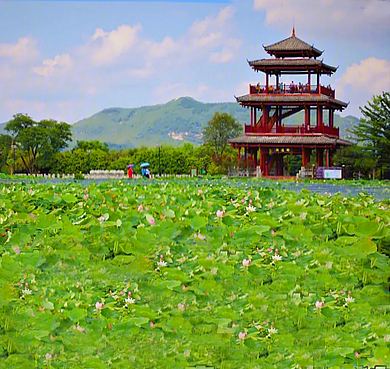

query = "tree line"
[0,92,389,179]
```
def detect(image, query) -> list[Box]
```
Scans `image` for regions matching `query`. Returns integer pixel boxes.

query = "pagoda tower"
[229,29,351,177]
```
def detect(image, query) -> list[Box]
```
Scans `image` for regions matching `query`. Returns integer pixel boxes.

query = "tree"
[5,114,72,174]
[0,134,12,172]
[202,112,242,159]
[333,145,377,179]
[73,140,109,153]
[349,92,390,179]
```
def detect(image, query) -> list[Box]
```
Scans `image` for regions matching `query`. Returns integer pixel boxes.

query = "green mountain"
[71,97,250,149]
[1,97,360,148]
[71,97,360,148]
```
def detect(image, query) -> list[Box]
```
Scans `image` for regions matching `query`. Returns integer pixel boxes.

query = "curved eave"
[247,59,337,74]
[228,135,352,146]
[235,94,348,109]
[265,50,323,58]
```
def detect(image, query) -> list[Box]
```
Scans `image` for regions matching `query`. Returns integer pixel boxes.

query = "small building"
[229,29,352,177]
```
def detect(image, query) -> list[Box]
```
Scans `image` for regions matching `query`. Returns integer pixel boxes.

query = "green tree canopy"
[0,134,12,171]
[5,113,72,174]
[202,112,242,159]
[73,140,109,153]
[349,92,390,178]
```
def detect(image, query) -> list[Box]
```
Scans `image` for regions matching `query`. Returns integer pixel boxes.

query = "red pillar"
[325,149,330,167]
[317,149,324,167]
[260,148,269,176]
[329,108,334,128]
[317,106,323,131]
[263,107,269,127]
[305,106,310,131]
[302,147,311,167]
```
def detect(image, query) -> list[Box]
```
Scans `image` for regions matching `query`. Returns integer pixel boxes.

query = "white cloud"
[90,24,142,66]
[33,54,73,77]
[0,36,39,63]
[253,0,390,44]
[0,6,243,123]
[1,99,94,123]
[235,80,254,96]
[127,68,153,79]
[335,57,390,116]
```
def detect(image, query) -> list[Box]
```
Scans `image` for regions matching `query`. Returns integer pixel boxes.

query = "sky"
[0,0,389,124]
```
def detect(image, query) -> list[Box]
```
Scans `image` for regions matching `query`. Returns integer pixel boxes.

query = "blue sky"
[0,0,389,124]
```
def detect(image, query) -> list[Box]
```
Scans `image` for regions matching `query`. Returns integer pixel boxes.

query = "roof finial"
[292,18,295,36]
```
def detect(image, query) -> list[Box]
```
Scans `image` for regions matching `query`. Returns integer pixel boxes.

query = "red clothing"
[127,167,133,178]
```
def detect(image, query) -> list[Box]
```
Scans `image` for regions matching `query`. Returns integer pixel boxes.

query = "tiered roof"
[263,28,323,58]
[236,94,348,109]
[248,58,337,75]
[228,135,352,147]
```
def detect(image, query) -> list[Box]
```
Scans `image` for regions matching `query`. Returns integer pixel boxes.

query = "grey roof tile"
[228,135,352,146]
[264,35,323,57]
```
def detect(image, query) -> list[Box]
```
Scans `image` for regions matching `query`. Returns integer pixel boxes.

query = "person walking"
[127,165,133,179]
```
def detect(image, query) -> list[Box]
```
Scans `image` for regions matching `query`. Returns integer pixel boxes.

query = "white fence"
[13,170,194,179]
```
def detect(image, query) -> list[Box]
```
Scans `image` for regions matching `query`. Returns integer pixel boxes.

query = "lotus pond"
[0,179,389,368]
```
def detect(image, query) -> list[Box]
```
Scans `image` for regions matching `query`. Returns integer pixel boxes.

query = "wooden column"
[251,108,253,126]
[237,147,241,170]
[254,148,258,167]
[304,106,310,130]
[302,147,311,167]
[254,108,257,126]
[308,71,311,87]
[317,149,324,167]
[263,106,269,127]
[317,73,320,89]
[276,155,284,176]
[266,73,269,93]
[317,106,323,130]
[329,108,334,128]
[325,149,330,167]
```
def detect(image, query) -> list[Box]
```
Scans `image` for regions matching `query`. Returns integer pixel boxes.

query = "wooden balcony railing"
[245,124,339,137]
[249,84,335,98]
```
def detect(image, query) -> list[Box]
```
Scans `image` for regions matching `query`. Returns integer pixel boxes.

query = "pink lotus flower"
[315,301,324,309]
[138,204,144,212]
[238,332,247,340]
[13,247,21,254]
[178,303,185,312]
[242,259,251,267]
[150,321,154,328]
[198,190,203,194]
[355,351,359,359]
[83,194,89,200]
[95,302,104,310]
[149,217,155,226]
[45,353,52,361]
[216,210,225,218]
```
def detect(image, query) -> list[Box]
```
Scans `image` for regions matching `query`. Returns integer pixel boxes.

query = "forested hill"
[71,97,360,148]
[1,97,359,148]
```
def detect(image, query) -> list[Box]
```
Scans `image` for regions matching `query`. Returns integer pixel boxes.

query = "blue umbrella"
[127,164,135,168]
[140,162,150,168]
